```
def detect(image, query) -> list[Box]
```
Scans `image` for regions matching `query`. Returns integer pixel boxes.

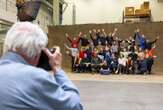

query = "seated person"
[110,54,118,73]
[126,57,133,74]
[116,54,128,74]
[79,53,91,73]
[91,53,103,73]
[100,60,111,75]
[137,57,147,75]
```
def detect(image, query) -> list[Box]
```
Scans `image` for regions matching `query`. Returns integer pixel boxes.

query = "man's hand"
[43,47,62,73]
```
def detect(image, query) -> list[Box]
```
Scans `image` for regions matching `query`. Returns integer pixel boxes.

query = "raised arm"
[134,29,142,40]
[149,36,159,44]
[150,44,156,53]
[112,28,118,37]
[89,30,94,40]
[66,33,73,43]
[77,32,82,43]
[64,43,71,50]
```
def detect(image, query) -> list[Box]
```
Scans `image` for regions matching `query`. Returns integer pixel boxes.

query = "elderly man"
[0,22,83,110]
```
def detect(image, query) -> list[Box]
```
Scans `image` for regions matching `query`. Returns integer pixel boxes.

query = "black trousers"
[71,56,75,72]
[146,58,154,74]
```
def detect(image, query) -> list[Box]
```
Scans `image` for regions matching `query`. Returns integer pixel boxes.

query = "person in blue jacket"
[134,29,146,50]
[0,22,83,110]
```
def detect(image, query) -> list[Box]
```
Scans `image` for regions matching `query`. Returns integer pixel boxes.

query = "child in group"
[116,54,128,74]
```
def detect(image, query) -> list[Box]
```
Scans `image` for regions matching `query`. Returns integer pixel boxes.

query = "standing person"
[64,44,79,72]
[134,29,146,50]
[111,41,119,55]
[99,29,108,46]
[140,34,147,50]
[128,50,138,74]
[137,47,147,74]
[145,45,157,74]
[106,28,118,46]
[89,30,99,47]
[66,32,81,48]
[134,29,141,46]
[0,22,83,110]
[127,36,135,52]
[80,33,90,49]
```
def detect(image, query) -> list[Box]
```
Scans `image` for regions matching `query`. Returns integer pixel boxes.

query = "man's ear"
[28,53,41,66]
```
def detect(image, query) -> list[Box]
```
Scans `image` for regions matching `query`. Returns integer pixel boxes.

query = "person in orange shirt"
[145,45,157,74]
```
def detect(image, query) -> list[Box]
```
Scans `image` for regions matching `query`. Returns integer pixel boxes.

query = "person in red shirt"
[79,48,85,59]
[66,32,82,48]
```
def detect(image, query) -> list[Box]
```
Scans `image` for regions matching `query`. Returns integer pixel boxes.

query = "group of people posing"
[64,28,159,75]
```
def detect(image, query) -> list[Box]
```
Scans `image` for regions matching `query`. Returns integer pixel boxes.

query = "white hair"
[3,22,48,58]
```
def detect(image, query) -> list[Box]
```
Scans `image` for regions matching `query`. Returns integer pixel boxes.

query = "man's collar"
[1,52,29,65]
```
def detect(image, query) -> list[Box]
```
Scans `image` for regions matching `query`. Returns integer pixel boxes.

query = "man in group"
[0,22,83,110]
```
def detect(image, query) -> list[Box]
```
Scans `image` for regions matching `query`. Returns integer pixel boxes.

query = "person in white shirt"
[116,54,128,74]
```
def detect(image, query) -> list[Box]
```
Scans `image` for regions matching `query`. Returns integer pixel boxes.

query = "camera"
[37,48,56,71]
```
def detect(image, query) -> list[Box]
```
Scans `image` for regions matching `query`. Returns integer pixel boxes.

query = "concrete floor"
[68,74,163,83]
[74,80,163,110]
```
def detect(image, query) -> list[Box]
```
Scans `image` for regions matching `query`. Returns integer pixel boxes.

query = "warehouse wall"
[0,0,54,32]
[36,4,53,33]
[48,22,163,74]
[0,1,54,55]
[62,0,163,25]
[0,0,17,22]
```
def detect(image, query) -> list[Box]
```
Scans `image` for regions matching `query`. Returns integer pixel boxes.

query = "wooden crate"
[135,9,151,17]
[125,7,135,16]
[143,1,150,10]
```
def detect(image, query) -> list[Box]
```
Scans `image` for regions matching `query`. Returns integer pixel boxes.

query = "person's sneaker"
[115,70,118,74]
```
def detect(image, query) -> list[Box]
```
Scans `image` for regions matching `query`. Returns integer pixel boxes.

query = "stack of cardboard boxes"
[124,1,151,18]
[135,1,151,17]
[16,0,26,5]
[125,7,135,17]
